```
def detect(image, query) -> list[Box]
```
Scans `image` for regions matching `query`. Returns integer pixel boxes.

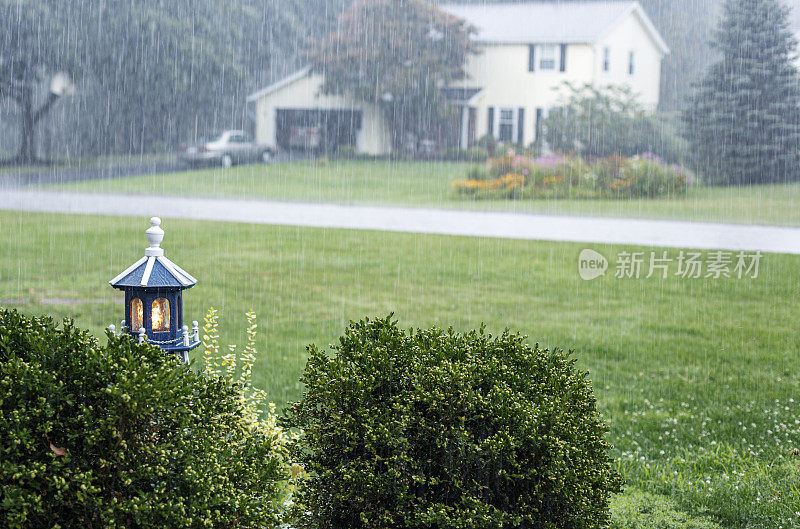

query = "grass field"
[47,159,800,226]
[2,210,800,527]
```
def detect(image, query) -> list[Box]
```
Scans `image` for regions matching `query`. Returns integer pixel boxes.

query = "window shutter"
[528,44,536,72]
[488,107,495,136]
[559,44,567,72]
[535,108,543,142]
[517,108,525,144]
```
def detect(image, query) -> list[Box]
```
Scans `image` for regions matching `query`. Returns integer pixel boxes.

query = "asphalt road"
[3,190,800,254]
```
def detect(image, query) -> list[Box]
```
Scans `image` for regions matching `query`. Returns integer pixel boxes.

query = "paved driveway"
[3,190,800,254]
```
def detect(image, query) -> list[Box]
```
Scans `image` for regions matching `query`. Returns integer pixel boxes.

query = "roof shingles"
[441,1,644,45]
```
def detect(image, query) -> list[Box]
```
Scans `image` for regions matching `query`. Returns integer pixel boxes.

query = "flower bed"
[452,150,693,199]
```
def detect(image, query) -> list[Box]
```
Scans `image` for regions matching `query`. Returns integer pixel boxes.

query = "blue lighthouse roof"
[109,217,197,290]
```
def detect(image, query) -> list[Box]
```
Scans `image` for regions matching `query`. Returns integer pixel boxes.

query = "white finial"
[145,217,165,256]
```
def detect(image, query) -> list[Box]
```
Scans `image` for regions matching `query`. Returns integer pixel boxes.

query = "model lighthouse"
[109,217,199,362]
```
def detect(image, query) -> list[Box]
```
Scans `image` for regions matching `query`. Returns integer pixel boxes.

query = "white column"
[183,325,190,347]
[138,327,146,344]
[460,105,470,151]
[192,321,199,343]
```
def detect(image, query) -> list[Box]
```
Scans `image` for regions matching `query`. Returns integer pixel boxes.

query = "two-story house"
[247,1,669,155]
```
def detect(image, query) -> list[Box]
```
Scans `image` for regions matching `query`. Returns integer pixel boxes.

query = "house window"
[628,51,635,75]
[130,298,143,332]
[603,47,610,72]
[539,44,557,71]
[151,297,170,332]
[498,108,516,142]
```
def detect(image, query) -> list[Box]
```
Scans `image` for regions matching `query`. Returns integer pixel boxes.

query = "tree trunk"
[15,84,59,164]
[18,84,36,163]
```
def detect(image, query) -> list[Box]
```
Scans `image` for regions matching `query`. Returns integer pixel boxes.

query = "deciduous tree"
[0,0,291,162]
[307,0,477,152]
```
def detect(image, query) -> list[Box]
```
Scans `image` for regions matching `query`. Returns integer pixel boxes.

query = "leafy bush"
[283,316,622,529]
[335,144,357,159]
[0,308,288,528]
[475,133,498,156]
[544,82,688,164]
[439,146,489,162]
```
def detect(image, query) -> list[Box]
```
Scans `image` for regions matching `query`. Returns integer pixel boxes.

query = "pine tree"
[684,0,800,185]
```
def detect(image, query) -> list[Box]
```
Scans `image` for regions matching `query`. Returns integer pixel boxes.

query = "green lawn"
[48,159,800,226]
[2,210,800,527]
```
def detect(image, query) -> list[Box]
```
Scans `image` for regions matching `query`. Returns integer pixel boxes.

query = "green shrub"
[476,133,498,156]
[0,308,287,529]
[284,316,623,529]
[440,146,490,162]
[544,82,688,164]
[336,144,357,159]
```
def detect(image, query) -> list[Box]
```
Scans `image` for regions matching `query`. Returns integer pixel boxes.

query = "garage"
[247,68,393,156]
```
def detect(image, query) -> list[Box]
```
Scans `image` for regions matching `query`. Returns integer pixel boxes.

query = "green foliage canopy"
[307,0,478,151]
[0,0,292,159]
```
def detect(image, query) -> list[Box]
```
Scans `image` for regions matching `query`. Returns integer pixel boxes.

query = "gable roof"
[247,67,312,103]
[440,1,669,54]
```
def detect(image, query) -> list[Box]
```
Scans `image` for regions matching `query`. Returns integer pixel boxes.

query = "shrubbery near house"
[544,82,688,164]
[0,308,288,529]
[283,315,622,529]
[453,151,692,199]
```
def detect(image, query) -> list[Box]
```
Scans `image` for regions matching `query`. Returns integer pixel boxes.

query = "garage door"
[275,108,362,152]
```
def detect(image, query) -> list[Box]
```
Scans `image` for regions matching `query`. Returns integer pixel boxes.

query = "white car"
[178,130,274,168]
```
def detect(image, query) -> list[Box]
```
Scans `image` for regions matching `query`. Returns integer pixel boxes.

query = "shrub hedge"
[284,316,623,529]
[0,308,286,528]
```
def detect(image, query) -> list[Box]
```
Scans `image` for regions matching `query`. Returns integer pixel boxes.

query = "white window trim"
[530,44,565,73]
[539,44,558,71]
[495,107,519,143]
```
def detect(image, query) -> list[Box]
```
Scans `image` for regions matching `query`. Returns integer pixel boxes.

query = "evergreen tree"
[684,0,800,185]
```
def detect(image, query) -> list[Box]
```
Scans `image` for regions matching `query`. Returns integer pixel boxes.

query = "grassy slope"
[48,159,800,226]
[2,210,799,527]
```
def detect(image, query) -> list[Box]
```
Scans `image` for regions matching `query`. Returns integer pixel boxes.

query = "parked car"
[178,130,274,168]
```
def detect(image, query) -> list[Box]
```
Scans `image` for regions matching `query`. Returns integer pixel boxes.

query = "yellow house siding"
[595,11,664,107]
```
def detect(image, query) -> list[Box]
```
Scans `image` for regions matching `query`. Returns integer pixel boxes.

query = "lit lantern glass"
[152,297,170,332]
[130,298,143,332]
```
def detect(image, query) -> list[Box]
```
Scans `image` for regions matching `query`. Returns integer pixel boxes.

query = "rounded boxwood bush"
[284,316,622,529]
[0,309,285,528]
